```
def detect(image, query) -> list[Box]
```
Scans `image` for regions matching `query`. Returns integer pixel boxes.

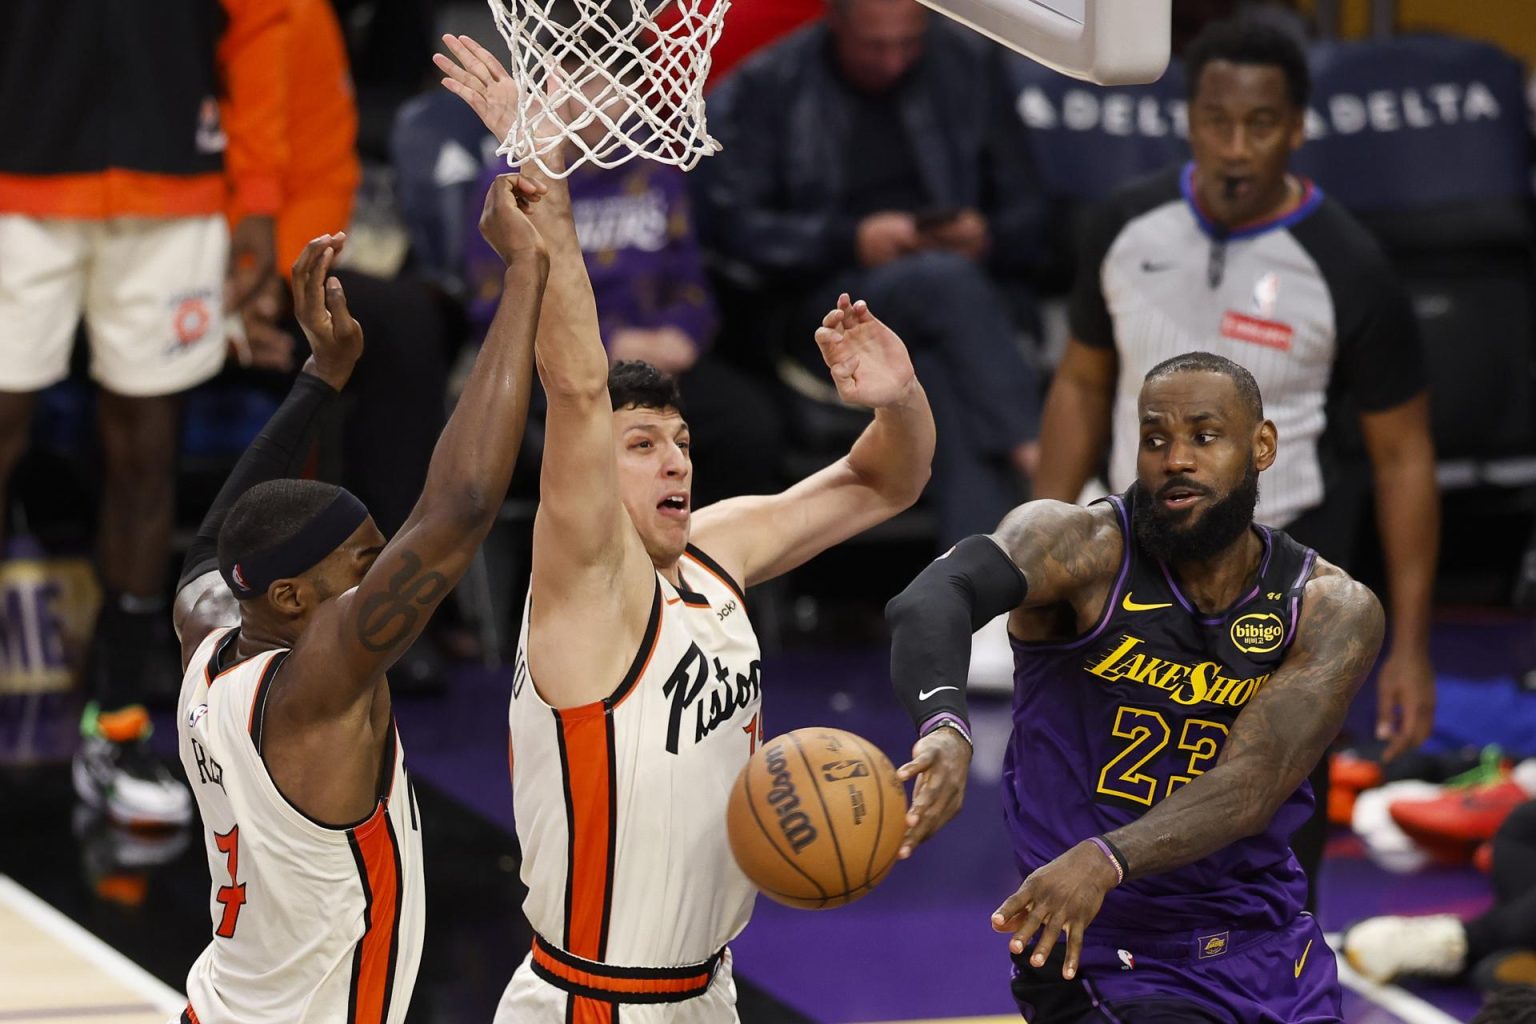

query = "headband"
[223,488,369,599]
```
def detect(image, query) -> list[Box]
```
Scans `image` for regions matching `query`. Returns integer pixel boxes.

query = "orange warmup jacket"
[0,0,289,222]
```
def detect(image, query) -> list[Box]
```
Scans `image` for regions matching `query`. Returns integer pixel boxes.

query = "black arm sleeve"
[885,535,1028,730]
[176,372,340,591]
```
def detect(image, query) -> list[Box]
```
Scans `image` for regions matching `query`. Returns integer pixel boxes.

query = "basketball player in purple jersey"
[888,353,1383,1022]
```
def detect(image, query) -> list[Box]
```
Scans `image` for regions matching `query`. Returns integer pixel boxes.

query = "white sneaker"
[1343,914,1468,982]
[968,614,1016,695]
[72,733,192,828]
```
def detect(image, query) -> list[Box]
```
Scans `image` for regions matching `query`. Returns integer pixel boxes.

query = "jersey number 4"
[214,825,248,938]
[1096,708,1228,807]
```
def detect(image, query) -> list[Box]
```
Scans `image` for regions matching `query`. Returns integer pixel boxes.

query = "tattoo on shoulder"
[356,550,450,653]
[997,501,1120,590]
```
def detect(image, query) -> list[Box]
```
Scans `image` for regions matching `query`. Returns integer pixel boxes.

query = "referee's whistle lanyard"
[1207,233,1229,290]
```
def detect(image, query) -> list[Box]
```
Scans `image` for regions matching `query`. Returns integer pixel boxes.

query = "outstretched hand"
[895,726,972,859]
[992,841,1120,981]
[434,34,520,143]
[290,234,363,391]
[813,294,919,410]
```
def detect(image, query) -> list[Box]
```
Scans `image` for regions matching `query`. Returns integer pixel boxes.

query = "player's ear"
[267,578,306,618]
[1254,419,1278,472]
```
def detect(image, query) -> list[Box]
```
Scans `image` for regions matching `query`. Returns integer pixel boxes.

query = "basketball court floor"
[1,609,1527,1023]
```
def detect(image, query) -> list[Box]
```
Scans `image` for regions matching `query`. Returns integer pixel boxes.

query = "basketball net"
[486,0,730,178]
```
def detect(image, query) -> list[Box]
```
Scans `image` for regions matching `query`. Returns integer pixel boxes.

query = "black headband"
[223,488,370,599]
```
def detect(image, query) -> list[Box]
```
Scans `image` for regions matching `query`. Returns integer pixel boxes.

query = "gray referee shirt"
[1071,163,1426,528]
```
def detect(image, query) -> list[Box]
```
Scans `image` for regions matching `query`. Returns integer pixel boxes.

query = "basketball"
[726,727,908,910]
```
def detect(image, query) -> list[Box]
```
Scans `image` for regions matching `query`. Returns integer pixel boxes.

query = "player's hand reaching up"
[480,174,550,265]
[992,840,1121,981]
[814,295,918,410]
[291,233,363,392]
[434,33,568,155]
[434,34,520,143]
[896,726,972,859]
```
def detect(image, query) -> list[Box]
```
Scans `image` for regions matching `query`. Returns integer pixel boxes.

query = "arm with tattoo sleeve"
[991,567,1384,979]
[285,177,550,711]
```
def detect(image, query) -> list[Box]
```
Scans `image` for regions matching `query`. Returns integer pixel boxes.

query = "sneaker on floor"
[1390,778,1529,848]
[71,704,192,828]
[1472,950,1536,992]
[1344,914,1468,983]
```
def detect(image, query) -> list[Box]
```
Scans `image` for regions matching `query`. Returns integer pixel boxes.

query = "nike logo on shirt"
[1294,938,1313,978]
[1122,593,1173,612]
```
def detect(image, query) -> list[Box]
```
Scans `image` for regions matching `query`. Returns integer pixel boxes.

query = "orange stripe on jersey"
[570,996,616,1024]
[554,705,616,960]
[346,807,404,1024]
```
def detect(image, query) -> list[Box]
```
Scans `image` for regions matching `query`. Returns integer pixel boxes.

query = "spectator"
[465,69,783,508]
[239,0,451,547]
[697,0,1046,544]
[1032,17,1439,908]
[0,0,288,825]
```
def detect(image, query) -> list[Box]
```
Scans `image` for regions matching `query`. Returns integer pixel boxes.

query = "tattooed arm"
[283,177,549,713]
[1106,566,1384,872]
[992,563,1385,980]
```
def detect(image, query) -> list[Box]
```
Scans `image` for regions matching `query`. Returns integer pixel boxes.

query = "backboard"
[917,0,1171,85]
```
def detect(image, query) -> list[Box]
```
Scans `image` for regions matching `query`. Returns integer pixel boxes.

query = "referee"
[1034,17,1438,908]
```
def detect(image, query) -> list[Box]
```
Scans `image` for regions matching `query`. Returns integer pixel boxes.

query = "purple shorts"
[1011,912,1342,1024]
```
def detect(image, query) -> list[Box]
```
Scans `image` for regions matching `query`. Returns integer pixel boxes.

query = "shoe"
[72,704,192,828]
[1330,749,1385,826]
[1343,913,1468,983]
[1352,780,1438,873]
[1471,950,1536,991]
[1332,749,1385,793]
[71,804,191,908]
[1394,752,1523,847]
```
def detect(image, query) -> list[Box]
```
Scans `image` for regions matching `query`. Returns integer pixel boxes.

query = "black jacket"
[696,20,1046,284]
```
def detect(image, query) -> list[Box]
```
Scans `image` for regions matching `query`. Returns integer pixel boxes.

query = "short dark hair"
[608,360,683,415]
[1185,17,1311,110]
[217,479,346,590]
[1144,351,1264,424]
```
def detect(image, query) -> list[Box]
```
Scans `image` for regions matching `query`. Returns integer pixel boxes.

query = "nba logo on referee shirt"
[1252,272,1280,319]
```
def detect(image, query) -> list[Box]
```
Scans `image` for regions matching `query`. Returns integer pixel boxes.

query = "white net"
[487,0,731,178]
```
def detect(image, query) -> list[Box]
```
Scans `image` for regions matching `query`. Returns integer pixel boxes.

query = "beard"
[1132,461,1260,565]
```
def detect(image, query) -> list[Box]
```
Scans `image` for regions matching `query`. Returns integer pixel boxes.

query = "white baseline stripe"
[1324,933,1465,1024]
[0,874,185,1013]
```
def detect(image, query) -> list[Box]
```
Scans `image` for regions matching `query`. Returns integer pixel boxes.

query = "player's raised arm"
[172,234,364,669]
[436,33,663,708]
[991,564,1383,980]
[689,295,935,587]
[285,176,549,700]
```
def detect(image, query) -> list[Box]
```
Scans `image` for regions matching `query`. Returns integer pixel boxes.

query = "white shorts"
[494,948,740,1024]
[0,214,228,396]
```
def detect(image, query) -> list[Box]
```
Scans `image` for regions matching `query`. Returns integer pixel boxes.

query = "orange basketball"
[726,727,908,909]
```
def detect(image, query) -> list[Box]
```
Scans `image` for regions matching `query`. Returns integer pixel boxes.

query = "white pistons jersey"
[509,544,762,987]
[175,627,425,1024]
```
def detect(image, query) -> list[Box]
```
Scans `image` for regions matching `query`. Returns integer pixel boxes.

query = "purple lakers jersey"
[1003,486,1318,932]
